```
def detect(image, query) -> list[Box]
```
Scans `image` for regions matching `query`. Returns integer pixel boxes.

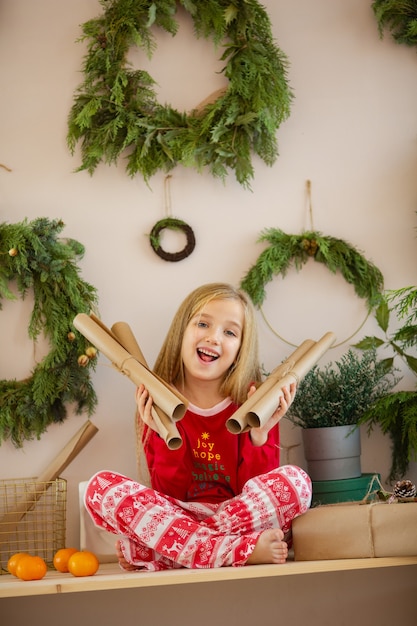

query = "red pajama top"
[144,398,280,504]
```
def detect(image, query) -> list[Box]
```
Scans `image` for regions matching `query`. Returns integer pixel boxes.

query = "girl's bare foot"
[116,540,138,571]
[246,528,288,565]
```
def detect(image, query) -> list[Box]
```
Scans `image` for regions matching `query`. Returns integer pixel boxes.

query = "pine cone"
[393,479,417,498]
[301,238,318,256]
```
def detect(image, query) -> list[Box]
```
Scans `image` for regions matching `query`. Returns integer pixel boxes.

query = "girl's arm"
[236,384,296,489]
[237,425,280,489]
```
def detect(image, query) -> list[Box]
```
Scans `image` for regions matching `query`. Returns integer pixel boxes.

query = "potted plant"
[354,286,417,482]
[285,348,398,481]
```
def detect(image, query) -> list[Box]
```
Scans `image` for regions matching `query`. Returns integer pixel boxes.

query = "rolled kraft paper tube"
[148,407,183,451]
[111,321,149,363]
[0,421,98,532]
[226,339,315,434]
[246,331,336,429]
[111,321,188,408]
[37,420,99,483]
[111,321,183,450]
[73,314,187,422]
[226,332,336,433]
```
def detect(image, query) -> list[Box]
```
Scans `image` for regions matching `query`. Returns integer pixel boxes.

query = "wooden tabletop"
[1,556,417,599]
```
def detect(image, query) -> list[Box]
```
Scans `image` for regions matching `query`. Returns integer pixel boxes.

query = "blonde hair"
[153,282,262,404]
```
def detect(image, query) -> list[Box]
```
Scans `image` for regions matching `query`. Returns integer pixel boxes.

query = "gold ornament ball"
[85,346,97,359]
[67,332,76,342]
[77,354,89,367]
[8,248,18,257]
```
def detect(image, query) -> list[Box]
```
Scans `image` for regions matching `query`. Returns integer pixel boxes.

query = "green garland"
[355,287,417,481]
[240,229,384,310]
[67,0,292,188]
[372,0,417,47]
[0,218,98,446]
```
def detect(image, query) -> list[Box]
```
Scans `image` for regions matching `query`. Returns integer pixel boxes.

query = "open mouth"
[197,348,219,363]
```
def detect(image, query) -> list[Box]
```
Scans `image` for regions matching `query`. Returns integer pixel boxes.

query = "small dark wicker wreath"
[149,217,196,262]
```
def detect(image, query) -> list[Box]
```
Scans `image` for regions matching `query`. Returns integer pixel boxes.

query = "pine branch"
[0,218,99,446]
[373,0,417,47]
[240,229,384,309]
[67,0,292,187]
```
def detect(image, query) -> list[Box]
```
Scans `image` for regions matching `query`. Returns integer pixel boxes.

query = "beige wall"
[1,0,417,559]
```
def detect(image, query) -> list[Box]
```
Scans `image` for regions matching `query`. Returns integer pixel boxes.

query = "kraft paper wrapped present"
[292,500,417,560]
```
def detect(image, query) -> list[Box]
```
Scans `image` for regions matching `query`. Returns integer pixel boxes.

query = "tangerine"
[7,552,29,577]
[67,550,99,577]
[15,555,47,581]
[53,547,78,573]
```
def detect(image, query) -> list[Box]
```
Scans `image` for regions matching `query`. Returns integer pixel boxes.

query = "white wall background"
[1,0,416,548]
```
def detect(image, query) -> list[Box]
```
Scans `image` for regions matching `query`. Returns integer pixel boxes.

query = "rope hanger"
[258,180,372,349]
[148,175,196,262]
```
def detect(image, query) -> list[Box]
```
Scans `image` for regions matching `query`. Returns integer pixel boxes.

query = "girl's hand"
[249,382,297,447]
[135,384,159,432]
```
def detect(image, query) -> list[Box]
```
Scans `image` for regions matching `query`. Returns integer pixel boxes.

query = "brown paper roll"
[110,321,188,408]
[226,332,336,433]
[37,420,99,483]
[111,321,183,450]
[247,331,336,429]
[226,339,315,434]
[74,314,187,422]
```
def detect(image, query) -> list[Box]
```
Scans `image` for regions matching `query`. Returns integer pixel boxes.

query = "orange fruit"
[15,555,47,581]
[53,547,78,573]
[67,550,99,577]
[7,552,29,576]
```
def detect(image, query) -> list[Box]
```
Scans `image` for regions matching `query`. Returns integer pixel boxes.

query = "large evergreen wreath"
[0,218,98,446]
[67,0,292,188]
[240,229,384,310]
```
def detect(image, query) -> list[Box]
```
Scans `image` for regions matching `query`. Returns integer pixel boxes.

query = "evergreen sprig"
[67,0,292,188]
[286,349,398,429]
[240,229,384,310]
[354,285,417,480]
[373,0,417,47]
[359,391,417,481]
[0,218,99,446]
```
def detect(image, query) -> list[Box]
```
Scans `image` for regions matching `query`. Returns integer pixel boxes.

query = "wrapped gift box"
[292,500,417,560]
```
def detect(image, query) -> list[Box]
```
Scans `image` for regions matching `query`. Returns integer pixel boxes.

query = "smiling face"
[181,298,244,389]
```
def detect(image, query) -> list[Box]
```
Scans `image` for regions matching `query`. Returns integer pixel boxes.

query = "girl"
[85,283,312,570]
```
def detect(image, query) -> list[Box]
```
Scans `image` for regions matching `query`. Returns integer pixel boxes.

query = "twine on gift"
[361,474,417,504]
[366,504,376,558]
[360,475,385,558]
[360,474,389,504]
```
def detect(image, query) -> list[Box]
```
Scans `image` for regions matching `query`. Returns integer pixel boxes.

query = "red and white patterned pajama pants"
[84,464,311,570]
